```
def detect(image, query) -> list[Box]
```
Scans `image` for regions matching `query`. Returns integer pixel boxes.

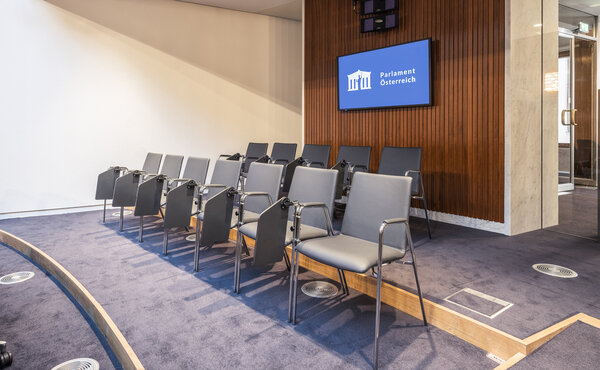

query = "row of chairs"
[94,144,429,369]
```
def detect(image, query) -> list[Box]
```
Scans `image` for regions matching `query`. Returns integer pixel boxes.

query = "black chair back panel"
[253,199,289,266]
[301,144,331,168]
[112,172,142,207]
[134,176,165,216]
[378,147,422,195]
[164,181,196,229]
[271,143,298,165]
[160,154,184,178]
[95,168,121,200]
[142,152,162,174]
[199,188,235,248]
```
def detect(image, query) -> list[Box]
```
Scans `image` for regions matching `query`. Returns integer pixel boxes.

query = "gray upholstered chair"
[96,152,162,223]
[134,157,210,243]
[234,166,338,293]
[378,147,431,239]
[231,162,284,283]
[301,144,331,168]
[192,162,282,272]
[163,158,242,257]
[133,155,184,239]
[242,142,269,174]
[288,172,427,369]
[333,145,371,212]
[270,143,297,166]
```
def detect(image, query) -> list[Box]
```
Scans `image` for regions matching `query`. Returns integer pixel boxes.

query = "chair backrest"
[243,142,269,172]
[301,144,331,168]
[182,157,210,184]
[160,154,184,178]
[271,143,297,165]
[287,167,337,229]
[335,145,371,171]
[341,172,412,251]
[244,162,283,214]
[142,152,162,174]
[208,159,243,198]
[378,147,422,195]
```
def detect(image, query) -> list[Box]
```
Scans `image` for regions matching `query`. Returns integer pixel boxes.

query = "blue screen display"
[338,39,431,110]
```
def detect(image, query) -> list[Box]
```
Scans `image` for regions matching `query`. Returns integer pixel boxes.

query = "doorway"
[550,5,598,239]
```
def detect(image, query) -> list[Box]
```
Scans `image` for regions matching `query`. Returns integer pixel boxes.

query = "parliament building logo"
[347,70,372,91]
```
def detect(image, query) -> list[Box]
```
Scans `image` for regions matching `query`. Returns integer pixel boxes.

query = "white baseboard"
[0,204,108,220]
[410,207,507,235]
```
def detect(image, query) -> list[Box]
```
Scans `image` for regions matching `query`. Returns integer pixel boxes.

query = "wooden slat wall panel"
[304,0,505,222]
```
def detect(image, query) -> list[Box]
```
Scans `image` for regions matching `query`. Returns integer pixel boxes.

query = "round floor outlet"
[51,358,99,370]
[0,271,35,285]
[185,234,197,242]
[112,210,133,217]
[532,263,578,278]
[301,281,338,298]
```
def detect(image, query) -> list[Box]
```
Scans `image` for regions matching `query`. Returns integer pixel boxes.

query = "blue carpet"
[0,210,493,369]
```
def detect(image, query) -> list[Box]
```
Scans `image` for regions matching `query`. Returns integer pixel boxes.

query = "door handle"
[561,109,570,126]
[570,108,578,126]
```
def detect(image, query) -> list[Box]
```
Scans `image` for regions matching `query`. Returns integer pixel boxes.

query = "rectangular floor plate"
[486,352,505,364]
[443,287,514,319]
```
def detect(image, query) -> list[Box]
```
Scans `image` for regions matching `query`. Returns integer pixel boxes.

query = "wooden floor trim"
[0,230,144,370]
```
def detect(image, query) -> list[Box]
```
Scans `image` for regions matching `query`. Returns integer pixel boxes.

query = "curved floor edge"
[0,230,144,370]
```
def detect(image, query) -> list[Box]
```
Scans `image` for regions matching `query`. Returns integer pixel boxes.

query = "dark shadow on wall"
[44,0,302,114]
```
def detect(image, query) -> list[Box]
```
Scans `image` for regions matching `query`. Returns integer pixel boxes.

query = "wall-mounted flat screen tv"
[337,39,432,110]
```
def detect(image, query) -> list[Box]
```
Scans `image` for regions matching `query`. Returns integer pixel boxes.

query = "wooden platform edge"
[493,352,526,370]
[0,230,145,370]
[231,231,525,360]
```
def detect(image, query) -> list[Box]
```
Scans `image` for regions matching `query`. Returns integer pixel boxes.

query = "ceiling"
[177,0,302,21]
[560,0,600,15]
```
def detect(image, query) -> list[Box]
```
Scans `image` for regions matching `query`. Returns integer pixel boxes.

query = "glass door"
[558,34,575,192]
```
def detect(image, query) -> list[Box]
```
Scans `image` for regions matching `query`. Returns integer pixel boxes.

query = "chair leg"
[337,269,349,296]
[159,207,165,219]
[234,228,242,293]
[194,238,200,272]
[420,180,432,239]
[102,200,106,224]
[407,226,428,326]
[374,247,383,370]
[162,228,169,255]
[283,250,291,271]
[291,249,300,325]
[194,215,202,272]
[241,236,250,257]
[138,216,144,242]
[119,207,124,232]
[288,246,296,323]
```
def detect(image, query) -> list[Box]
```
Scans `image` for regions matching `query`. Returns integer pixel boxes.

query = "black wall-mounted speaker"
[361,0,397,15]
[360,13,398,32]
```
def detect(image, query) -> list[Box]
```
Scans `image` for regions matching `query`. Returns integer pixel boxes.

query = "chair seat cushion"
[239,221,328,245]
[296,234,405,273]
[197,207,259,228]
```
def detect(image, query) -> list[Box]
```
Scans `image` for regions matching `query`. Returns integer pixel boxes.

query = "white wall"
[0,0,302,215]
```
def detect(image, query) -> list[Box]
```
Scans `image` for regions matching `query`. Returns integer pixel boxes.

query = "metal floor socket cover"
[301,281,338,298]
[532,263,578,278]
[112,210,133,217]
[0,271,34,285]
[185,234,197,242]
[51,358,99,370]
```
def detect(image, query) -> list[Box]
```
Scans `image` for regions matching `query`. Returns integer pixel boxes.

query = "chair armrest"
[240,191,273,205]
[293,202,334,237]
[378,218,409,265]
[404,170,420,177]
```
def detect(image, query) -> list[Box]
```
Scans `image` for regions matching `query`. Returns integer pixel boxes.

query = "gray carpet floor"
[511,321,600,369]
[383,217,600,339]
[0,211,495,369]
[548,187,598,240]
[0,244,115,369]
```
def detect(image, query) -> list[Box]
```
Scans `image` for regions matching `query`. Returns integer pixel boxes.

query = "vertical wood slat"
[304,0,505,222]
